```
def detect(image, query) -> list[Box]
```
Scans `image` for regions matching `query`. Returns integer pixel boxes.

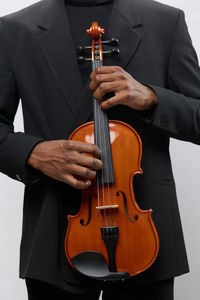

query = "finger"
[74,152,102,170]
[64,174,91,190]
[93,81,120,101]
[95,66,123,74]
[90,70,96,80]
[100,94,123,110]
[68,151,102,170]
[89,73,116,91]
[96,72,127,83]
[90,66,123,80]
[64,140,101,158]
[69,164,97,179]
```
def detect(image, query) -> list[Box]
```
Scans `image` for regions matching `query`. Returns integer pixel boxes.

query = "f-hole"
[117,191,138,223]
[80,193,96,226]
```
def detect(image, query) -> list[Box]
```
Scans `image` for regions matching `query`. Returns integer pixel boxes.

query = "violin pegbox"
[77,22,120,65]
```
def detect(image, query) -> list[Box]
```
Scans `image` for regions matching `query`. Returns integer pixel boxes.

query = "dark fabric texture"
[67,0,113,6]
[1,0,200,293]
[26,277,174,300]
[26,278,101,300]
[102,278,174,300]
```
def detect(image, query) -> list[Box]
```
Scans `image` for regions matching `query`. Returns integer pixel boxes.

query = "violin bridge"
[96,205,119,210]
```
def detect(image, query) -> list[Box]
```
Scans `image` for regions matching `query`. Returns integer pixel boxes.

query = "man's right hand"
[27,140,102,189]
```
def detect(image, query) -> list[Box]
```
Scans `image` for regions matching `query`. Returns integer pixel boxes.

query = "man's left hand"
[89,66,158,110]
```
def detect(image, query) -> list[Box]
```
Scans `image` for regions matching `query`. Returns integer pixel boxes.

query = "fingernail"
[86,180,91,186]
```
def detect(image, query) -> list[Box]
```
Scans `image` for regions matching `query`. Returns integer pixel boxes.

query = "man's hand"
[89,66,158,110]
[27,140,102,189]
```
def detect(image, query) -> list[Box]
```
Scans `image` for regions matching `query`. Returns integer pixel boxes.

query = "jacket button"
[161,116,168,127]
[161,120,165,127]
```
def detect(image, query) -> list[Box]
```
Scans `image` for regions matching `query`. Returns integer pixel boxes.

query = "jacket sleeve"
[0,18,44,185]
[140,10,200,145]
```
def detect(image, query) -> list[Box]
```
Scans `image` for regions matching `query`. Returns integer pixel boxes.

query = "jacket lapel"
[65,0,143,138]
[37,0,83,113]
[65,78,93,138]
[105,0,143,68]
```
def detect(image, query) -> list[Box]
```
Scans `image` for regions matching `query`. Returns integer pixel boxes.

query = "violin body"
[65,120,159,277]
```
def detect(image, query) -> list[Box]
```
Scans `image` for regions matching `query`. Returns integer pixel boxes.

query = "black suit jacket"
[1,0,200,293]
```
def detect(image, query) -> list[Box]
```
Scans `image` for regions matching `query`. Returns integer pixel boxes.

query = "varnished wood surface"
[65,120,159,276]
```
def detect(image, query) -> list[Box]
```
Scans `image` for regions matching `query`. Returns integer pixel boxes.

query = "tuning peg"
[102,48,120,56]
[77,46,92,53]
[102,38,119,46]
[77,56,92,65]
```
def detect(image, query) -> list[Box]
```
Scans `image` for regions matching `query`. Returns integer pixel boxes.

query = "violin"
[65,22,159,282]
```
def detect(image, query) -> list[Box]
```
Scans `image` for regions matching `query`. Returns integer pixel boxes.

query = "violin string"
[97,59,108,229]
[94,57,107,228]
[100,69,113,228]
[93,76,102,228]
[112,179,116,227]
[92,43,102,228]
[93,60,103,228]
[110,133,116,227]
[97,58,112,229]
[98,48,116,228]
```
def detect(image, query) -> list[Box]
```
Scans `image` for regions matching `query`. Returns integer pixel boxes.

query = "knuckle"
[90,72,94,80]
[63,174,71,185]
[66,140,74,150]
[95,75,100,83]
[96,67,102,73]
[93,144,99,151]
[66,152,74,163]
[72,180,80,189]
[60,140,68,149]
[99,82,105,90]
[86,168,96,178]
[105,99,111,106]
[83,168,90,177]
[95,159,102,169]
[116,66,122,72]
[94,91,100,100]
[93,145,101,156]
[92,158,98,169]
[90,172,96,179]
[124,81,130,89]
[126,90,132,99]
[120,73,127,80]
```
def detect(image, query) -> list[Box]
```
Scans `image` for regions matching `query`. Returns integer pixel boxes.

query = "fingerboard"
[93,60,115,184]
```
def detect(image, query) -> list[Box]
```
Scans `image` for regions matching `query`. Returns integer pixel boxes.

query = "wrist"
[27,141,47,170]
[145,86,158,109]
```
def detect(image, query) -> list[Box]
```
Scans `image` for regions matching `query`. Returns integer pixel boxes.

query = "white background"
[0,0,200,299]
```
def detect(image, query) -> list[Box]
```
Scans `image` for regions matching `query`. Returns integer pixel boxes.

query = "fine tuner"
[77,38,120,65]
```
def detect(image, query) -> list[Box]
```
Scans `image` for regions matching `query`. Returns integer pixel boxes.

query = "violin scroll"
[77,22,120,65]
[87,22,104,40]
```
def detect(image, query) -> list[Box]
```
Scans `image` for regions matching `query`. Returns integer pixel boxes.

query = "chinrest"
[71,251,130,281]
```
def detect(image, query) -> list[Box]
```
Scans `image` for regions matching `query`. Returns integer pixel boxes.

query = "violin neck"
[93,60,115,185]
